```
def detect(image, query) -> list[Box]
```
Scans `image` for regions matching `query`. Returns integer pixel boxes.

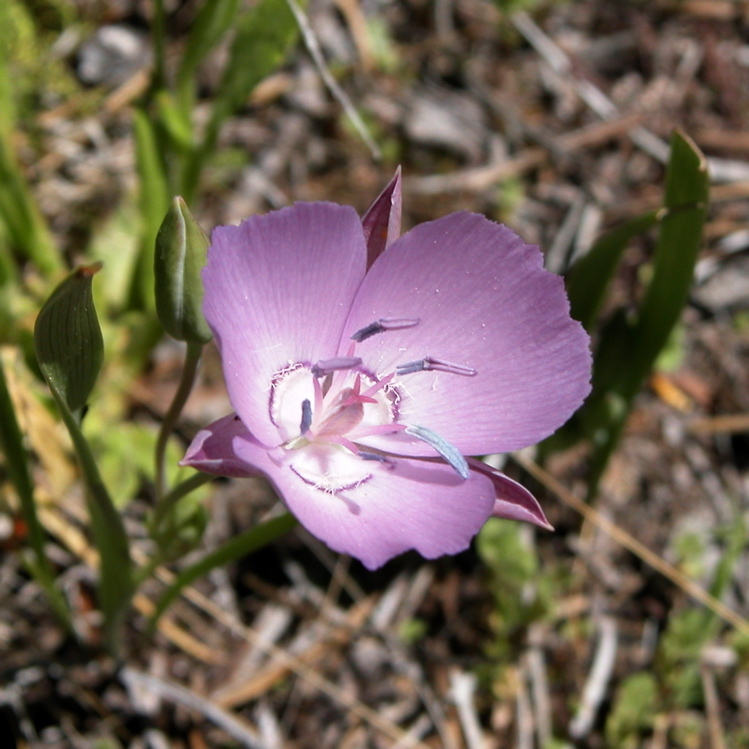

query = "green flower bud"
[154,197,212,344]
[34,263,104,419]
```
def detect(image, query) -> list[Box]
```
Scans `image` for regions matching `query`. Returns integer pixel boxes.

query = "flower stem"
[154,341,203,501]
[151,470,213,533]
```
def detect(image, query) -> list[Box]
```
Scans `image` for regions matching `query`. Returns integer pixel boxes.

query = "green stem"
[154,341,202,501]
[151,470,213,532]
[56,396,133,657]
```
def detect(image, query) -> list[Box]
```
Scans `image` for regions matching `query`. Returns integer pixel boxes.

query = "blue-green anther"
[405,425,469,479]
[154,197,212,344]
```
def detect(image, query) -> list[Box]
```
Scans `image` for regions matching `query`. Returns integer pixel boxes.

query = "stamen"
[359,451,389,461]
[353,423,407,438]
[300,399,313,434]
[350,317,420,343]
[312,356,362,377]
[396,356,477,377]
[405,425,469,479]
[361,371,395,398]
[359,451,395,468]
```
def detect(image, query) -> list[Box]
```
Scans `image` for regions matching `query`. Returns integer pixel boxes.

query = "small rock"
[404,86,487,162]
[77,25,151,87]
[693,253,749,311]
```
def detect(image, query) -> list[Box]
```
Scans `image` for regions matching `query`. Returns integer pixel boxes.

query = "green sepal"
[154,197,212,344]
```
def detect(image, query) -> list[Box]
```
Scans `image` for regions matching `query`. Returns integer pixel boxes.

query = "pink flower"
[182,172,591,569]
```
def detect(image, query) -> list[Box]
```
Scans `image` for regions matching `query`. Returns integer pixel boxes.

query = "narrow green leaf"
[175,0,241,113]
[632,130,709,373]
[34,263,104,418]
[567,210,661,332]
[155,91,194,151]
[0,3,60,276]
[34,266,133,654]
[0,0,15,138]
[180,0,300,200]
[149,512,297,627]
[220,0,298,112]
[0,137,61,277]
[132,109,171,311]
[576,130,709,497]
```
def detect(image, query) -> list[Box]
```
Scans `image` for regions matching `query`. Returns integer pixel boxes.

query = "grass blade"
[567,210,661,332]
[175,0,241,113]
[180,0,299,200]
[132,109,171,311]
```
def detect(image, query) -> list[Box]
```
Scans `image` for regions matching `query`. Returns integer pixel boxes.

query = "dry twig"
[514,453,749,637]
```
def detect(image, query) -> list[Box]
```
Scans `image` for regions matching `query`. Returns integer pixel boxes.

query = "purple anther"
[396,356,477,377]
[350,317,420,343]
[300,399,313,434]
[311,356,362,377]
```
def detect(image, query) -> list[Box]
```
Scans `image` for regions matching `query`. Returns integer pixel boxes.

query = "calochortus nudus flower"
[182,171,591,570]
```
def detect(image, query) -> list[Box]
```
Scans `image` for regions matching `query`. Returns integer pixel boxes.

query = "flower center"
[266,319,478,493]
[269,360,399,492]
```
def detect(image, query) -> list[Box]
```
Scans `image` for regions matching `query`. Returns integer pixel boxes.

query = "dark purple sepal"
[361,167,402,268]
[181,413,266,478]
[466,458,553,531]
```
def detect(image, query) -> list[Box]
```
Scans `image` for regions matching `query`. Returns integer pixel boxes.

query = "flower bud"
[34,263,104,419]
[154,197,212,344]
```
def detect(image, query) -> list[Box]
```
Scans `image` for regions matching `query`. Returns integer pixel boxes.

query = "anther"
[311,356,362,377]
[300,399,313,434]
[359,451,392,463]
[396,356,477,377]
[350,317,420,343]
[405,425,469,479]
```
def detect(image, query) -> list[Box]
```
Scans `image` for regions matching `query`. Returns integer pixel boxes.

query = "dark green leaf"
[176,0,241,111]
[132,109,171,311]
[632,130,709,373]
[567,210,661,332]
[179,0,300,200]
[220,0,299,112]
[560,131,709,498]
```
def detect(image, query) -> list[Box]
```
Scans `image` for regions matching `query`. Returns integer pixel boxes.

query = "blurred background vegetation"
[1,0,749,747]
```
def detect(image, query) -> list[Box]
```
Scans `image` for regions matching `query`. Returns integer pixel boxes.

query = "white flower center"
[269,363,398,492]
